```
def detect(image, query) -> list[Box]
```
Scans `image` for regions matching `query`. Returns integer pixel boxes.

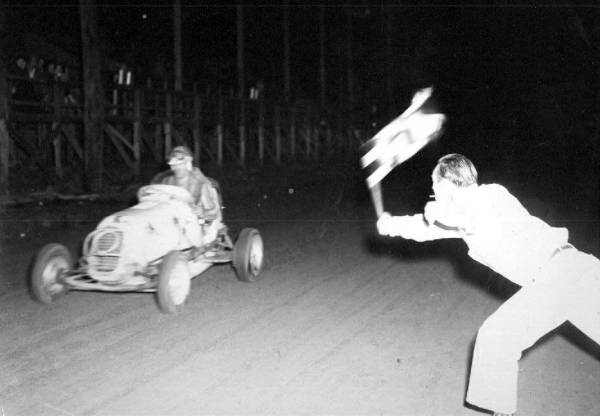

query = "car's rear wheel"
[31,243,71,304]
[157,250,191,314]
[232,228,263,282]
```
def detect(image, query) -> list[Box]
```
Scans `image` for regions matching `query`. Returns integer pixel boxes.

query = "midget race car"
[30,183,264,314]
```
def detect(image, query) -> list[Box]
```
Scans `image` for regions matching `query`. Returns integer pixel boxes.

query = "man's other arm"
[377,213,463,241]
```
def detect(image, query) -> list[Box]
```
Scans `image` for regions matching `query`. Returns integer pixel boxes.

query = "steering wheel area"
[137,184,194,205]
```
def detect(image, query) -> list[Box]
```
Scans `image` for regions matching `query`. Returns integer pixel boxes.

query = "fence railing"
[4,75,378,191]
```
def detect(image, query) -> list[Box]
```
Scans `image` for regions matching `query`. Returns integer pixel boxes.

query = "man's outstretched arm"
[377,212,463,241]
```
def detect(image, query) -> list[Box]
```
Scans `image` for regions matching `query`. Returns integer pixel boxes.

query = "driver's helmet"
[168,145,193,166]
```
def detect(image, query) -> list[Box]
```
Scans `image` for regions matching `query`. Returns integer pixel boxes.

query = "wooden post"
[38,123,49,166]
[192,94,202,162]
[52,132,63,180]
[326,123,332,160]
[345,8,355,158]
[236,3,246,167]
[217,90,224,166]
[384,7,394,119]
[173,0,182,91]
[274,104,281,165]
[347,122,354,160]
[258,96,265,164]
[236,3,245,102]
[0,113,8,198]
[305,104,312,159]
[0,4,9,196]
[346,8,354,113]
[111,87,118,116]
[164,90,173,158]
[314,124,319,161]
[80,0,105,192]
[133,89,142,177]
[289,103,296,161]
[152,92,161,161]
[282,0,291,103]
[154,123,162,162]
[337,107,344,159]
[319,5,326,108]
[63,124,84,161]
[239,99,246,166]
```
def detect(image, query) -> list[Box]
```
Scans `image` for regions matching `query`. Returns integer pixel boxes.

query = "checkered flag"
[360,87,446,217]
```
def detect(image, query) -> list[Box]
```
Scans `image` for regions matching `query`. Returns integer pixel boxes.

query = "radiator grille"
[93,229,122,255]
[89,256,119,273]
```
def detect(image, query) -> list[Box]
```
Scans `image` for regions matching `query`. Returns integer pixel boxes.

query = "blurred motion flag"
[360,87,446,189]
[359,87,446,217]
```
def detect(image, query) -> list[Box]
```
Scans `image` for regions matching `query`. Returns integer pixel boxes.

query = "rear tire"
[232,228,263,282]
[31,243,71,304]
[157,251,191,314]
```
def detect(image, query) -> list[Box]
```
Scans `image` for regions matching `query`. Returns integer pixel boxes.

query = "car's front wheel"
[232,228,263,282]
[30,243,71,304]
[157,250,191,314]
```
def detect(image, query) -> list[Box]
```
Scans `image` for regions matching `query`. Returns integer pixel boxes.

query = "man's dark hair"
[433,153,478,187]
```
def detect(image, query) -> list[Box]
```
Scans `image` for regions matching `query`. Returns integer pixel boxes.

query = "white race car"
[30,183,264,313]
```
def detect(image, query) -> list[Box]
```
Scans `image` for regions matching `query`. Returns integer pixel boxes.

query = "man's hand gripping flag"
[359,87,446,218]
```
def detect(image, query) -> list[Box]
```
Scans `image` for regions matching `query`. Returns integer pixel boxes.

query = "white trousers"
[465,249,600,414]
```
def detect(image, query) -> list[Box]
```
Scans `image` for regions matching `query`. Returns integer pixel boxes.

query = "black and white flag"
[360,87,446,189]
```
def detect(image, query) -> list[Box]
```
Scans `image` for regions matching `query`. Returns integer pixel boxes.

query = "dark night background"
[3,4,600,414]
[4,1,600,205]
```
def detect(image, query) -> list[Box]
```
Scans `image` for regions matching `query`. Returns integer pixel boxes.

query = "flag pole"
[369,182,384,218]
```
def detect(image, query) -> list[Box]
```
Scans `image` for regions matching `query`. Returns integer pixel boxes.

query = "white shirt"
[459,184,568,286]
[385,184,569,287]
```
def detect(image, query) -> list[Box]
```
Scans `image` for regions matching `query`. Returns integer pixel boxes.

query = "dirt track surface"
[1,163,599,416]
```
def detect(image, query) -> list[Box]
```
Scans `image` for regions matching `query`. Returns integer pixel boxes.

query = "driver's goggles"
[168,154,190,164]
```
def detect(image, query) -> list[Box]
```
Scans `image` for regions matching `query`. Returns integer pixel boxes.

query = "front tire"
[157,251,191,314]
[31,243,71,304]
[232,228,263,282]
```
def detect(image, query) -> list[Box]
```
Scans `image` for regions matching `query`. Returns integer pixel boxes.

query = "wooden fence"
[3,75,374,192]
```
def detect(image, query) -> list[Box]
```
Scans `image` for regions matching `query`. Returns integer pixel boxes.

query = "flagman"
[376,153,600,416]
